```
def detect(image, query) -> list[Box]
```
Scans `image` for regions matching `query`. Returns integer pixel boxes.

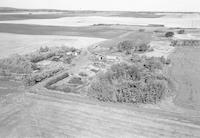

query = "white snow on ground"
[0,33,106,58]
[1,16,200,28]
[143,41,175,58]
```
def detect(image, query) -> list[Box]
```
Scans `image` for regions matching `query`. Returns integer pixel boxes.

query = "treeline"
[0,46,80,75]
[110,39,152,55]
[0,54,37,74]
[88,55,171,104]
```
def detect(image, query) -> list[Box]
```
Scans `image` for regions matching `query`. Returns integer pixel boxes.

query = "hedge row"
[45,72,69,88]
[24,68,63,86]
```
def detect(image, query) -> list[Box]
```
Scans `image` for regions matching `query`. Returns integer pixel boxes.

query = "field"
[0,23,129,38]
[0,80,23,96]
[0,8,164,21]
[1,15,200,28]
[168,47,200,110]
[0,10,200,138]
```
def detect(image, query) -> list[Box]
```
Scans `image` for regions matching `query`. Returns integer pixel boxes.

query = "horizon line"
[0,6,200,13]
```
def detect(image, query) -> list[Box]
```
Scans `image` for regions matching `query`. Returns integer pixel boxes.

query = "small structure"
[66,52,73,56]
[106,56,120,62]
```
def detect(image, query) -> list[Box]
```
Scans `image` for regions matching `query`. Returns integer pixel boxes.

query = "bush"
[117,40,150,54]
[160,56,171,65]
[110,63,141,81]
[130,54,144,63]
[79,72,88,77]
[39,46,50,53]
[135,43,150,52]
[0,69,8,76]
[165,32,174,37]
[88,72,117,102]
[117,40,134,53]
[142,80,166,103]
[68,77,83,85]
[63,56,73,64]
[177,29,185,34]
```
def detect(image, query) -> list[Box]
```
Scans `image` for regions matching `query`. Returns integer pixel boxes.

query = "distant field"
[0,13,164,21]
[0,23,129,39]
[1,15,200,28]
[0,14,69,21]
[0,9,164,21]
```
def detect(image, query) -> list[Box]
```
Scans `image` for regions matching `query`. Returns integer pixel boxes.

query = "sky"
[1,0,200,12]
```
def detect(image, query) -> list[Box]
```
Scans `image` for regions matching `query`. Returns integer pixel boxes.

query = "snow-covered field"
[1,16,200,28]
[0,33,106,58]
